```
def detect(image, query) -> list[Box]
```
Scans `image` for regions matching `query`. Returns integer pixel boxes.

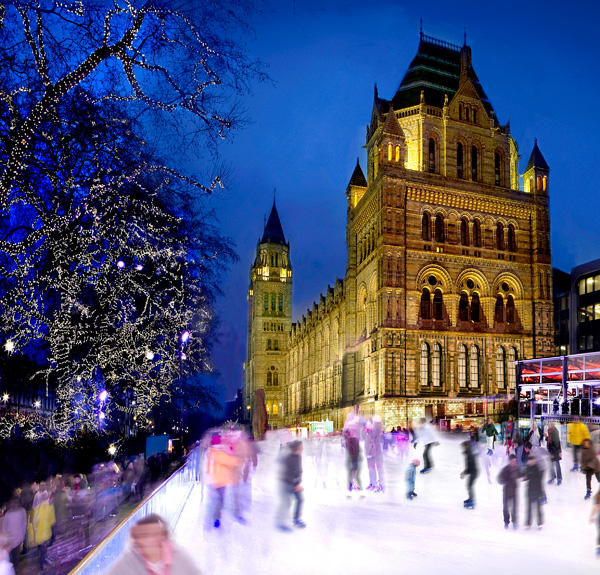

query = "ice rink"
[174,433,599,574]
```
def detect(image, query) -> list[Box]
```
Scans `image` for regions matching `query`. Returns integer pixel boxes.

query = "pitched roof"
[525,139,550,172]
[382,103,404,137]
[392,34,495,117]
[261,201,286,244]
[348,158,367,187]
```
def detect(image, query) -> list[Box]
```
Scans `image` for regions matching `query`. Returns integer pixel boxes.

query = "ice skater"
[580,438,600,499]
[522,452,544,529]
[546,421,563,486]
[406,459,420,499]
[342,411,364,496]
[365,416,385,492]
[498,454,521,529]
[482,417,499,456]
[276,440,306,531]
[567,415,590,472]
[414,417,438,473]
[589,490,600,557]
[460,441,479,509]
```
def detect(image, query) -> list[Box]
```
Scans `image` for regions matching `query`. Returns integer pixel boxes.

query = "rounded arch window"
[473,219,482,247]
[420,288,431,320]
[420,342,430,386]
[433,289,443,320]
[471,293,481,323]
[459,292,469,322]
[469,345,479,388]
[460,217,469,246]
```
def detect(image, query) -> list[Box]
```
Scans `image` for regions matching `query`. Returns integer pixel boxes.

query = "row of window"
[266,339,280,351]
[263,322,286,332]
[420,342,517,388]
[422,213,517,251]
[266,366,279,386]
[421,290,517,324]
[578,275,600,296]
[264,293,284,312]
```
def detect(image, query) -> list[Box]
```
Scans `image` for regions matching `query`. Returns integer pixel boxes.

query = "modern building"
[245,31,554,431]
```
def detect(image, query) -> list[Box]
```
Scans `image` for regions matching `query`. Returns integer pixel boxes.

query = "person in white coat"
[414,418,439,473]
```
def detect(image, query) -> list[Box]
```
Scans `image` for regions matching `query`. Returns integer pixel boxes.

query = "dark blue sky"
[202,0,600,401]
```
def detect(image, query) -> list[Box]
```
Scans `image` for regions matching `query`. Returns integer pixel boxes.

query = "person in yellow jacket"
[568,415,590,471]
[32,491,55,571]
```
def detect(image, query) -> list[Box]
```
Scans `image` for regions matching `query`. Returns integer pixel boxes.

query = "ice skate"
[570,464,578,472]
[464,499,475,509]
[585,489,592,500]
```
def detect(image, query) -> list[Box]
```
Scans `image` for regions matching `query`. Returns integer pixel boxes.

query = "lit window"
[587,277,595,293]
[395,145,400,162]
[420,342,429,386]
[470,345,479,388]
[496,347,505,388]
[579,280,586,296]
[507,348,517,389]
[542,176,547,192]
[432,343,442,386]
[388,142,393,161]
[458,345,467,387]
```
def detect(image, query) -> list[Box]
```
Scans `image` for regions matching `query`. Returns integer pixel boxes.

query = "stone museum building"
[244,31,554,431]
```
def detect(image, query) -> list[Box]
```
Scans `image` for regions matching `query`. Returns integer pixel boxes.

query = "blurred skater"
[365,416,385,492]
[342,412,364,496]
[522,452,544,529]
[546,421,563,486]
[406,459,420,500]
[482,417,498,456]
[276,440,306,531]
[589,491,600,557]
[568,416,590,472]
[2,499,26,567]
[0,532,15,575]
[498,454,520,529]
[460,441,478,509]
[204,432,238,529]
[580,438,600,499]
[414,418,438,473]
[104,514,201,574]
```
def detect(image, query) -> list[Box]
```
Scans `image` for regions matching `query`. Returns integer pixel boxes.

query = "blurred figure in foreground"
[1,499,26,567]
[342,412,364,496]
[460,441,478,509]
[365,416,385,493]
[498,454,520,529]
[406,459,420,500]
[104,514,202,574]
[414,418,438,473]
[204,432,237,529]
[276,440,306,531]
[580,438,600,499]
[522,452,544,529]
[546,421,562,486]
[0,532,15,575]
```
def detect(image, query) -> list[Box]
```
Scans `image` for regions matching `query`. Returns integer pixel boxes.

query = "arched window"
[428,138,436,173]
[388,142,393,161]
[459,293,469,322]
[465,107,470,123]
[494,152,502,186]
[459,103,463,121]
[508,225,517,252]
[273,339,279,351]
[420,342,429,386]
[536,175,542,191]
[271,293,276,311]
[460,218,469,246]
[264,293,269,310]
[420,289,431,320]
[506,295,516,324]
[434,214,445,243]
[507,347,517,389]
[496,223,504,251]
[458,345,467,387]
[471,145,478,181]
[273,369,279,386]
[470,345,479,388]
[422,212,430,241]
[472,108,477,125]
[267,371,272,386]
[457,142,464,179]
[496,347,506,388]
[473,219,482,247]
[278,294,283,311]
[433,289,443,321]
[267,339,272,350]
[542,176,547,192]
[494,295,505,324]
[395,145,400,163]
[471,293,480,323]
[432,343,442,386]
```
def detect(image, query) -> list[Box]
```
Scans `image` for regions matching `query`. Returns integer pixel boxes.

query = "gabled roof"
[525,139,550,172]
[392,33,495,117]
[348,158,367,187]
[261,201,286,244]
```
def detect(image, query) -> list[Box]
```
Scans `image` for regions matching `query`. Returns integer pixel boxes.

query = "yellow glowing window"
[543,176,547,192]
[388,142,393,161]
[272,403,278,415]
[395,145,400,162]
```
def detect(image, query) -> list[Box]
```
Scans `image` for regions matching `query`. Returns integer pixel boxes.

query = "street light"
[4,340,14,353]
[178,330,190,456]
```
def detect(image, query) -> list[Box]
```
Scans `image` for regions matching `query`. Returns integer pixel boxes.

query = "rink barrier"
[67,446,201,575]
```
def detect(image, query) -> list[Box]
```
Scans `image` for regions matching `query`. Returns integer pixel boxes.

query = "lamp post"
[179,330,190,458]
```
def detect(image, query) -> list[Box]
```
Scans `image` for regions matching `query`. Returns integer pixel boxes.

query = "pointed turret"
[382,102,404,138]
[346,158,367,209]
[261,200,286,244]
[522,139,550,194]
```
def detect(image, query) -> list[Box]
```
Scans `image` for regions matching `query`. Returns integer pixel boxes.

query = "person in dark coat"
[580,438,600,499]
[275,440,305,531]
[546,421,562,485]
[460,441,479,509]
[522,452,544,529]
[498,454,521,529]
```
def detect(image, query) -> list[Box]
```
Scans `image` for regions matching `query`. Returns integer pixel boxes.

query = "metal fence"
[67,447,201,575]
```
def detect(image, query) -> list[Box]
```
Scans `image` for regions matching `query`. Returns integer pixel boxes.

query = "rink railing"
[67,447,201,575]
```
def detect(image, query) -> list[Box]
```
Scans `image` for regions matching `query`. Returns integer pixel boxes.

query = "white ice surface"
[174,434,599,575]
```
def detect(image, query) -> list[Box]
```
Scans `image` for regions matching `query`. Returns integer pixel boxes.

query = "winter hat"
[412,459,420,466]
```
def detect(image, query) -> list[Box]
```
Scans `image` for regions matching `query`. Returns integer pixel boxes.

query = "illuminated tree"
[0,0,265,207]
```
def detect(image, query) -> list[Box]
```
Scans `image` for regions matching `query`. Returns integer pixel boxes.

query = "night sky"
[201,0,600,402]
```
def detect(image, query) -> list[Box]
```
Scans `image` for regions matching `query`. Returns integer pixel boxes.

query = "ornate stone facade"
[245,33,554,431]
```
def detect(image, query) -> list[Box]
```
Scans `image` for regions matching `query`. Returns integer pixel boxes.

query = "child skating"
[406,458,420,499]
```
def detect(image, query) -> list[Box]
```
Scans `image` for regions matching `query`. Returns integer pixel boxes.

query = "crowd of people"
[0,450,176,573]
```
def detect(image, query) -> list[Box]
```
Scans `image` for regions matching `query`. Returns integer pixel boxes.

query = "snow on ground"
[174,434,599,575]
